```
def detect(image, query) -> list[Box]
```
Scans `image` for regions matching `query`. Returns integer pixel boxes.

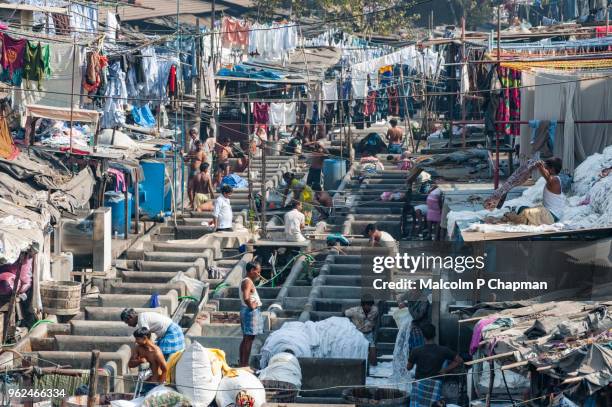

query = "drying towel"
[0,117,18,160]
[469,317,498,355]
[270,103,284,126]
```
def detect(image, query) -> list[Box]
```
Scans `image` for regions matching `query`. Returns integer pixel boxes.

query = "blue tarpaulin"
[217,64,285,80]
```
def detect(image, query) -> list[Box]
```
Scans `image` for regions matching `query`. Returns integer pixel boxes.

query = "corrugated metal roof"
[100,0,253,22]
[101,0,213,22]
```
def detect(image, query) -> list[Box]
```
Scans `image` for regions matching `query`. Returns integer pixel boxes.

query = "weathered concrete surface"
[84,307,167,321]
[95,291,179,314]
[30,345,131,373]
[54,335,134,352]
[70,320,134,337]
[298,358,366,397]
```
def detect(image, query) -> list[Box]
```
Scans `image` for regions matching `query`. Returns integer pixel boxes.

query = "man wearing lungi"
[121,309,185,360]
[239,261,263,367]
[407,323,463,406]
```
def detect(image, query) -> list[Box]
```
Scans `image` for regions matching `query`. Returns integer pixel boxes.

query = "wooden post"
[134,171,139,235]
[461,16,467,148]
[485,360,495,407]
[347,83,353,164]
[260,140,267,237]
[69,35,77,153]
[124,174,129,240]
[247,95,254,219]
[210,0,216,70]
[494,5,501,189]
[87,350,100,407]
[399,69,415,153]
[195,18,202,131]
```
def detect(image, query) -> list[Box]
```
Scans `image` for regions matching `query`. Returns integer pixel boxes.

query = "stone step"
[143,251,210,263]
[107,281,187,297]
[84,306,167,321]
[376,342,395,356]
[134,261,197,272]
[377,327,398,343]
[119,270,190,283]
[225,286,281,299]
[152,242,212,253]
[54,335,134,352]
[217,298,276,312]
[381,314,398,328]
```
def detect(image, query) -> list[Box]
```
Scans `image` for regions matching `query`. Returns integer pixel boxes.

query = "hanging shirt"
[1,33,26,85]
[253,102,270,125]
[23,41,46,89]
[284,102,296,126]
[168,65,177,95]
[270,103,285,126]
[106,12,119,43]
[322,79,338,103]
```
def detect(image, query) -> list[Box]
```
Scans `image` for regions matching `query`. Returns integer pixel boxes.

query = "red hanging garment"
[168,65,177,96]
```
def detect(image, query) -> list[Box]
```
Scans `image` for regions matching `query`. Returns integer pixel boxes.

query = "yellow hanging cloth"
[0,116,18,159]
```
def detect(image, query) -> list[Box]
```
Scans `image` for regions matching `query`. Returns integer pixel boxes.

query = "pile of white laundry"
[259,316,369,368]
[447,145,612,237]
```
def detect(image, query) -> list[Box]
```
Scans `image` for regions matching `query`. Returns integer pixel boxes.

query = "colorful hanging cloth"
[0,33,27,85]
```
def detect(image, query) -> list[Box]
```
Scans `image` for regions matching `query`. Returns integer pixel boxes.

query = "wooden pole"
[399,69,415,153]
[134,171,139,235]
[69,35,76,153]
[494,5,501,189]
[461,16,467,148]
[195,18,202,131]
[348,82,353,164]
[247,95,254,221]
[260,139,267,237]
[124,174,129,240]
[211,0,216,70]
[485,360,494,407]
[87,350,100,407]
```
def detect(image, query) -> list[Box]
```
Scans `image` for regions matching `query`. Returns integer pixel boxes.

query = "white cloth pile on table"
[446,146,612,237]
[259,316,369,368]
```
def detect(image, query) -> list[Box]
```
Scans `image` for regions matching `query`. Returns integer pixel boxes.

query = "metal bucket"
[342,386,408,407]
[265,141,282,156]
[40,281,82,315]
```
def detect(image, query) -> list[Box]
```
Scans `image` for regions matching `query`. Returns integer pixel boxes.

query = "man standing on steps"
[239,261,263,367]
[386,118,404,154]
[210,184,233,232]
[407,323,463,407]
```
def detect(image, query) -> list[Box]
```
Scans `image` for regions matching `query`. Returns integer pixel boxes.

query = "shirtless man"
[215,138,233,166]
[129,327,168,393]
[305,142,329,189]
[188,140,207,180]
[386,119,404,154]
[189,163,215,211]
